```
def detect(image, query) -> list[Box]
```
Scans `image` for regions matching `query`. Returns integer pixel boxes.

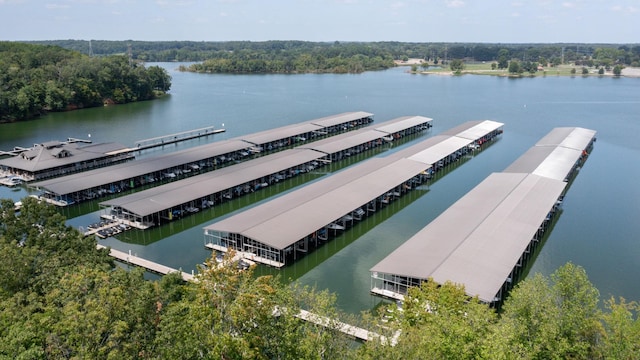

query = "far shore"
[395,59,640,78]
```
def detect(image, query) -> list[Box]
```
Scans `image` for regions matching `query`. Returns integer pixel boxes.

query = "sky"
[0,0,638,44]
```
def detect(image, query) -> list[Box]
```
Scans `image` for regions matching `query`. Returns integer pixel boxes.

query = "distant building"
[0,140,133,181]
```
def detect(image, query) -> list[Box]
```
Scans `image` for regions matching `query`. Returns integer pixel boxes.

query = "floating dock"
[133,126,225,151]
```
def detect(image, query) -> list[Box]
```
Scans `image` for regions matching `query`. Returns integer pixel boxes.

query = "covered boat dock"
[369,127,596,306]
[97,116,434,229]
[29,112,374,206]
[0,140,133,183]
[203,120,504,267]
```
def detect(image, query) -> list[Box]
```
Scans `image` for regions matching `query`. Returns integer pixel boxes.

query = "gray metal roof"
[241,111,374,145]
[373,116,432,134]
[0,142,129,172]
[430,174,566,302]
[31,112,374,196]
[297,130,388,154]
[503,146,581,181]
[31,139,250,195]
[453,120,504,140]
[204,157,430,250]
[371,172,566,303]
[503,127,596,181]
[296,115,432,155]
[536,127,596,150]
[407,136,472,165]
[240,123,326,146]
[100,149,324,217]
[309,111,374,127]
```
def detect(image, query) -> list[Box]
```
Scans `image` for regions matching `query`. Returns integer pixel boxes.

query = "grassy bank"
[411,61,626,77]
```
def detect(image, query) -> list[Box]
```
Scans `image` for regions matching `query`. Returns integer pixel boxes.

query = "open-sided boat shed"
[203,120,504,268]
[369,127,596,307]
[29,112,374,206]
[97,116,433,229]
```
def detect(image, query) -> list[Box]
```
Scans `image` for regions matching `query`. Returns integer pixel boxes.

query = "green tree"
[154,252,351,359]
[360,280,496,359]
[601,297,640,359]
[489,263,603,359]
[497,49,509,69]
[582,67,589,75]
[508,60,522,74]
[613,65,623,76]
[449,59,465,74]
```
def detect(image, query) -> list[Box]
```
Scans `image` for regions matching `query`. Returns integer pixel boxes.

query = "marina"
[95,115,432,230]
[29,112,374,206]
[1,63,635,317]
[370,127,596,307]
[203,120,503,267]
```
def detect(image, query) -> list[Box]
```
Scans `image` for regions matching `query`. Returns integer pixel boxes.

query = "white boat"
[0,176,24,187]
[327,222,345,231]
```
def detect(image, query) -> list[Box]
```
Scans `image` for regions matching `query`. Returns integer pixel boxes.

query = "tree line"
[0,42,172,123]
[32,39,640,69]
[1,197,638,359]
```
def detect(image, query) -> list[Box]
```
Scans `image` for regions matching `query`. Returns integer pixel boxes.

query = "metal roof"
[100,149,324,217]
[503,127,596,181]
[0,142,129,172]
[296,115,432,155]
[297,130,388,154]
[373,116,432,134]
[31,139,250,195]
[309,111,374,127]
[430,174,566,302]
[240,123,326,146]
[407,136,472,165]
[371,172,566,303]
[241,112,374,145]
[503,146,582,181]
[536,127,596,150]
[453,120,504,140]
[204,157,430,250]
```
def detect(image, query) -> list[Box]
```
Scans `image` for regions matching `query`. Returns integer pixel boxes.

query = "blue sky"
[1,0,638,43]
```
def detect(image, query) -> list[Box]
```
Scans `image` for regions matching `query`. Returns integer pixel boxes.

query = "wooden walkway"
[295,309,399,345]
[97,244,194,281]
[98,244,399,345]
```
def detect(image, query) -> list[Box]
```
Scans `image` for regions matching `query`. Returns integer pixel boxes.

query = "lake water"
[1,64,639,314]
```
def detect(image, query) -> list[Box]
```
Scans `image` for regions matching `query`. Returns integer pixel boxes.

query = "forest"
[0,42,172,123]
[31,39,640,69]
[0,196,638,359]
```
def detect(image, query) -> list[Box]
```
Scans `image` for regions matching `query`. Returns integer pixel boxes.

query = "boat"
[327,222,345,231]
[0,176,24,187]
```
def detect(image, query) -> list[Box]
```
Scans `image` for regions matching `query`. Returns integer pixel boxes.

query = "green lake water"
[1,64,639,314]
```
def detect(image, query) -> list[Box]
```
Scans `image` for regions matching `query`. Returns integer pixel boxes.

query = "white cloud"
[219,11,228,17]
[511,12,520,17]
[390,1,406,9]
[446,0,464,7]
[562,2,576,8]
[46,3,71,9]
